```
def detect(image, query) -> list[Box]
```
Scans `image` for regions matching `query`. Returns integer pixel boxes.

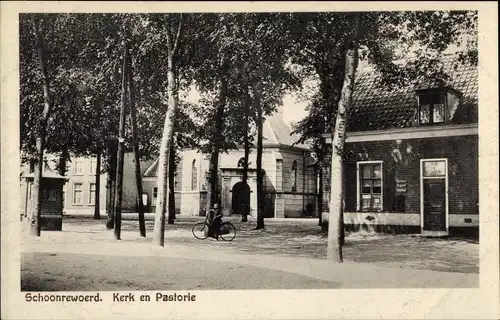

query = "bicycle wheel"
[192,222,209,240]
[219,222,236,241]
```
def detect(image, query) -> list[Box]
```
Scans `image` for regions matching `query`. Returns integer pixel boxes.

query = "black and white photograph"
[1,1,498,320]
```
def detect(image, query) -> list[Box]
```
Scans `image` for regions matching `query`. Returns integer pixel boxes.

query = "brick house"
[142,109,318,218]
[322,55,478,236]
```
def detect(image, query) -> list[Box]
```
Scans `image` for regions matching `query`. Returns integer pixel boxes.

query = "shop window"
[358,161,383,211]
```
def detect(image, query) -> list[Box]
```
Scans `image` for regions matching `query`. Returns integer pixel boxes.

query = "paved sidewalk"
[21,223,478,289]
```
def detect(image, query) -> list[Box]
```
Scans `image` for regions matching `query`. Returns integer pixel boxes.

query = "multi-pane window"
[358,162,383,210]
[73,183,83,205]
[89,159,97,175]
[419,93,446,125]
[73,160,84,175]
[191,160,197,190]
[89,183,96,205]
[152,187,158,206]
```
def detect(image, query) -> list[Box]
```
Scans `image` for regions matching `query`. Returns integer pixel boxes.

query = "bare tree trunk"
[204,71,227,237]
[255,87,265,230]
[318,163,323,226]
[127,48,146,237]
[326,15,360,262]
[242,86,250,222]
[105,142,117,229]
[167,143,176,225]
[93,152,101,219]
[153,16,182,247]
[29,18,51,236]
[206,73,228,214]
[113,41,129,240]
[105,171,112,226]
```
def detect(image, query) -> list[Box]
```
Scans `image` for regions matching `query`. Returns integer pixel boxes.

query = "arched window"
[191,160,197,190]
[291,160,298,192]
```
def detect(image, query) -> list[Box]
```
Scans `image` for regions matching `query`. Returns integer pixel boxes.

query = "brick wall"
[322,135,478,216]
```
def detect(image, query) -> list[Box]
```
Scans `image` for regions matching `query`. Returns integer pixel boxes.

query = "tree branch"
[172,13,183,56]
[165,19,172,54]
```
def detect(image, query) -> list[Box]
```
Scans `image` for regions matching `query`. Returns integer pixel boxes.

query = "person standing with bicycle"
[192,203,236,241]
[209,203,223,240]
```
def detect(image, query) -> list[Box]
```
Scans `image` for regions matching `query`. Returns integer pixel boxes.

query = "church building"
[142,109,318,218]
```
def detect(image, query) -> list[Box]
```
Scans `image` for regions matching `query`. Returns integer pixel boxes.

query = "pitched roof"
[23,161,66,180]
[348,55,478,132]
[143,113,308,177]
[262,113,309,149]
[143,158,159,177]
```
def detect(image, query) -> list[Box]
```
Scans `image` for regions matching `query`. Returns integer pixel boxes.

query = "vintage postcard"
[1,1,498,319]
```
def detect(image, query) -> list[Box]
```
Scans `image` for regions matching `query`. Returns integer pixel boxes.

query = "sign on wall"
[396,179,408,193]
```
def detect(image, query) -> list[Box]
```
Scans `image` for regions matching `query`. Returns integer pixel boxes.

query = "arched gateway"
[231,181,251,216]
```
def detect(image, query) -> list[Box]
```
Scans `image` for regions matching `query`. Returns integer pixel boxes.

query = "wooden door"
[423,179,446,231]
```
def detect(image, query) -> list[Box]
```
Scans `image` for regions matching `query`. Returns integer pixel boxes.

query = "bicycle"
[192,212,236,241]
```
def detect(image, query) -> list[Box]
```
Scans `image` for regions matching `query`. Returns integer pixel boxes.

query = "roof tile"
[348,55,478,132]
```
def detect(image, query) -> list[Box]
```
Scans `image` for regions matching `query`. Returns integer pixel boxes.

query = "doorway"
[231,181,250,216]
[420,159,448,236]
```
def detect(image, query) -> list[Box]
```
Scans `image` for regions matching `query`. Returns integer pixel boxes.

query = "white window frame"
[420,158,449,235]
[356,161,384,211]
[152,186,158,206]
[88,183,96,205]
[89,159,97,176]
[73,159,84,176]
[73,183,83,205]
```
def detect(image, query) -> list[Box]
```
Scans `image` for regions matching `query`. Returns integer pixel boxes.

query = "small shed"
[23,161,67,231]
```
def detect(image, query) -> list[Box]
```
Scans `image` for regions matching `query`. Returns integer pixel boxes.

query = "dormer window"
[416,88,462,125]
[418,92,445,124]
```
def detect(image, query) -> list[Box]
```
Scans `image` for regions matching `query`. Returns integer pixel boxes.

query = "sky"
[182,83,315,129]
[281,93,309,127]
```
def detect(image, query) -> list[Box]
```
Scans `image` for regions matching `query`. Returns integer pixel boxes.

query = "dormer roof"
[348,54,478,132]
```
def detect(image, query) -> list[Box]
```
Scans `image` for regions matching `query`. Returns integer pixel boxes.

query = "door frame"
[420,158,449,236]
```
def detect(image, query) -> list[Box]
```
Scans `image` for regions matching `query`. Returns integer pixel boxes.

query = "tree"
[326,14,360,262]
[316,11,478,262]
[113,39,129,240]
[241,13,301,230]
[150,14,184,247]
[93,152,101,219]
[127,37,147,236]
[241,87,252,222]
[27,15,53,236]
